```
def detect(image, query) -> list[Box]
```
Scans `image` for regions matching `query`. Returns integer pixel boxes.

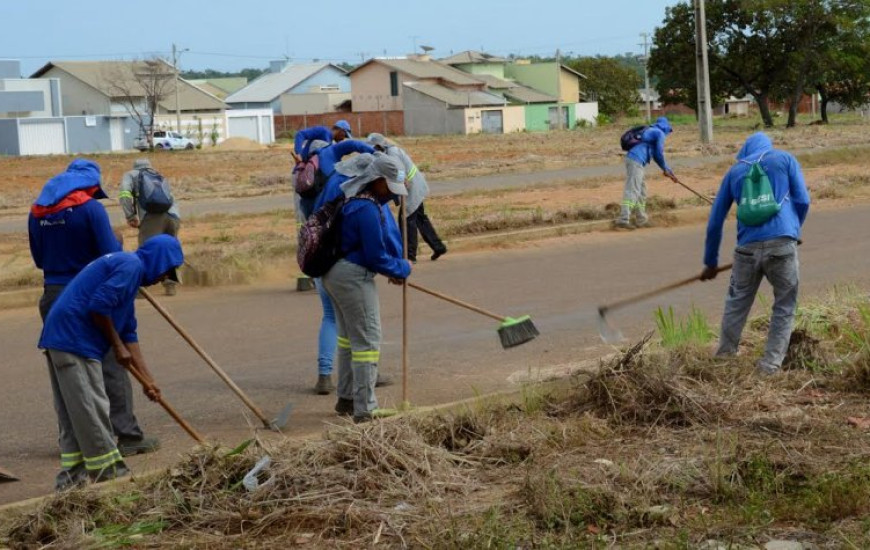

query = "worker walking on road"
[367,133,447,262]
[617,116,677,230]
[119,159,181,296]
[701,132,810,375]
[322,154,411,423]
[39,235,183,490]
[29,159,160,460]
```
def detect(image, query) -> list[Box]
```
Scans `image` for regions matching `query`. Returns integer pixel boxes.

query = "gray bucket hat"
[366,132,389,149]
[338,152,407,197]
[308,139,329,154]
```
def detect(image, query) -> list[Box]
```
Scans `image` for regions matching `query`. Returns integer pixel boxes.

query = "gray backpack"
[136,168,174,214]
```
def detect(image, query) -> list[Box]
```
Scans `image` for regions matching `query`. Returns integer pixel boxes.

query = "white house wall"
[575,102,599,124]
[18,118,67,155]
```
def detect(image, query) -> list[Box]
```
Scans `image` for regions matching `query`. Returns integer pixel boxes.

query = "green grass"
[654,305,716,348]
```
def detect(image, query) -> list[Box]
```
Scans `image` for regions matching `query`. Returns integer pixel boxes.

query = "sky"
[2,1,682,76]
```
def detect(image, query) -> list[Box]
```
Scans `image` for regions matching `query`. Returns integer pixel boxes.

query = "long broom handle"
[140,288,274,429]
[407,282,505,322]
[401,199,409,406]
[600,263,733,314]
[671,176,713,205]
[121,362,205,444]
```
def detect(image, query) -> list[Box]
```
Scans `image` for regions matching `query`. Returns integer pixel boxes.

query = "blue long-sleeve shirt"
[627,117,673,173]
[39,235,184,360]
[704,132,810,267]
[313,140,377,210]
[340,198,411,279]
[294,126,332,161]
[29,199,121,285]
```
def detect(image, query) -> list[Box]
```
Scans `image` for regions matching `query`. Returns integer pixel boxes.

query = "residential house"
[0,59,72,155]
[226,61,350,115]
[187,77,247,100]
[443,51,598,129]
[350,55,529,135]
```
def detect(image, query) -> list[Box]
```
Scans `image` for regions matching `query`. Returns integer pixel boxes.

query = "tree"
[568,57,641,117]
[812,3,870,123]
[102,58,174,150]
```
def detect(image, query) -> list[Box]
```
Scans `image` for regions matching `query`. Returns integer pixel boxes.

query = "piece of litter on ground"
[593,458,615,467]
[242,456,272,492]
[846,416,870,429]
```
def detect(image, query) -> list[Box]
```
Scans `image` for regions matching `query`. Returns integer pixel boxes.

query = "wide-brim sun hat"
[337,153,407,197]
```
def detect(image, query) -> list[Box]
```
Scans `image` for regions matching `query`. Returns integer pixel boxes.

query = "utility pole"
[556,48,563,130]
[172,43,189,133]
[639,33,652,123]
[693,0,714,143]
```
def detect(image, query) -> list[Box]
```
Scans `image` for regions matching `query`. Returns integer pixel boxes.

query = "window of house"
[389,71,399,97]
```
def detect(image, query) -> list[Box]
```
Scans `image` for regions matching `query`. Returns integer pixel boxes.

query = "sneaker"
[757,362,780,376]
[314,374,335,395]
[118,436,160,457]
[164,283,177,296]
[335,397,354,417]
[613,220,635,231]
[375,373,394,387]
[634,218,652,228]
[430,248,447,261]
[90,462,130,484]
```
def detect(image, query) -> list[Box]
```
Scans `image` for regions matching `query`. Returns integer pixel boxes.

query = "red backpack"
[292,155,322,199]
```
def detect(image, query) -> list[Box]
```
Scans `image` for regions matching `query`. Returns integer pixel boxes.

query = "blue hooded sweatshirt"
[703,132,810,268]
[627,116,673,173]
[294,126,333,161]
[28,159,120,285]
[39,235,184,360]
[339,197,411,279]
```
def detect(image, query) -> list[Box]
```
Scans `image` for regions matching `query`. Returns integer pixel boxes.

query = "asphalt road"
[1,204,869,505]
[0,154,733,234]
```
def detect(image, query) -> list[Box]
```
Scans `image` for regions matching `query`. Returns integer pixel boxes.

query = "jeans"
[314,278,337,376]
[717,238,799,371]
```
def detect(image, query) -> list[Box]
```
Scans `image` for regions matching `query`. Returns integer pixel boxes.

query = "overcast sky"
[3,1,683,75]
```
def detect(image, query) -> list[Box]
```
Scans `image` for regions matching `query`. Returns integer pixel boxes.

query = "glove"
[700,266,719,281]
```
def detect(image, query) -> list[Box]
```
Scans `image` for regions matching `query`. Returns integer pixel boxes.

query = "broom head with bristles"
[497,315,539,348]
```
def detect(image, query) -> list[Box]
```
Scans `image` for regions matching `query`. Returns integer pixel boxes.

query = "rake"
[597,264,733,344]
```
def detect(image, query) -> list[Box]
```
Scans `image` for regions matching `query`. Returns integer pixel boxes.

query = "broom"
[407,282,539,348]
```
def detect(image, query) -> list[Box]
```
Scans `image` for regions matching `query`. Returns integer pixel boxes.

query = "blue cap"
[333,119,352,137]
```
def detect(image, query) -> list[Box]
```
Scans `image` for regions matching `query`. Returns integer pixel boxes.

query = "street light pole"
[694,0,714,143]
[639,33,652,123]
[172,43,189,133]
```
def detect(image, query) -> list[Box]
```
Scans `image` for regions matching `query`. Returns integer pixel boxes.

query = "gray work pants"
[139,214,181,291]
[618,157,648,224]
[322,260,381,418]
[716,238,800,371]
[46,350,124,477]
[40,285,144,441]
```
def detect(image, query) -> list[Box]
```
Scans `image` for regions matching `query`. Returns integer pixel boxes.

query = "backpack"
[136,168,174,214]
[297,196,378,277]
[293,155,323,199]
[620,125,647,152]
[736,153,784,226]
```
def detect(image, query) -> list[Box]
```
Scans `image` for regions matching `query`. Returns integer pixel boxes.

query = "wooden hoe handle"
[140,288,274,429]
[601,263,734,314]
[121,361,205,444]
[407,282,505,322]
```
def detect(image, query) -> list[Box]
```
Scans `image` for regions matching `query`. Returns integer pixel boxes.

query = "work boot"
[431,247,447,261]
[314,374,335,395]
[335,397,354,417]
[118,436,161,457]
[55,465,88,492]
[90,461,130,484]
[164,282,177,296]
[613,219,635,231]
[375,373,394,387]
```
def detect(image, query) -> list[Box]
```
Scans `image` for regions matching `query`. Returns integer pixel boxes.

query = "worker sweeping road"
[367,133,447,262]
[616,116,677,230]
[320,153,411,423]
[39,235,184,490]
[28,159,161,459]
[701,132,810,375]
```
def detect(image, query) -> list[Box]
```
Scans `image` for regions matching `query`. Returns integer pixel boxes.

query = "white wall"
[575,102,598,124]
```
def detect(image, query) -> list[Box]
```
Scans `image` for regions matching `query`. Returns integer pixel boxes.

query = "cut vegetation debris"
[4,288,870,548]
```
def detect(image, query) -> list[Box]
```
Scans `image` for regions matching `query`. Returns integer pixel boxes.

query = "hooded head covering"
[366,132,389,150]
[33,159,107,207]
[133,158,152,170]
[338,153,407,198]
[653,116,673,135]
[333,119,352,138]
[736,132,773,161]
[135,234,184,286]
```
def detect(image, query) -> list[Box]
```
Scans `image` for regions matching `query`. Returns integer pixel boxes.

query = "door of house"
[548,106,569,130]
[110,118,125,151]
[481,110,503,134]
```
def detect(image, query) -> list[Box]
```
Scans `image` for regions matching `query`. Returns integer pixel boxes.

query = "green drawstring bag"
[736,153,783,226]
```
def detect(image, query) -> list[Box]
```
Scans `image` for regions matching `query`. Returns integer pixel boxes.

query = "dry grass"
[4,291,870,548]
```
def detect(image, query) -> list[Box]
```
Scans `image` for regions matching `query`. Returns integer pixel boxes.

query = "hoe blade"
[597,307,624,345]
